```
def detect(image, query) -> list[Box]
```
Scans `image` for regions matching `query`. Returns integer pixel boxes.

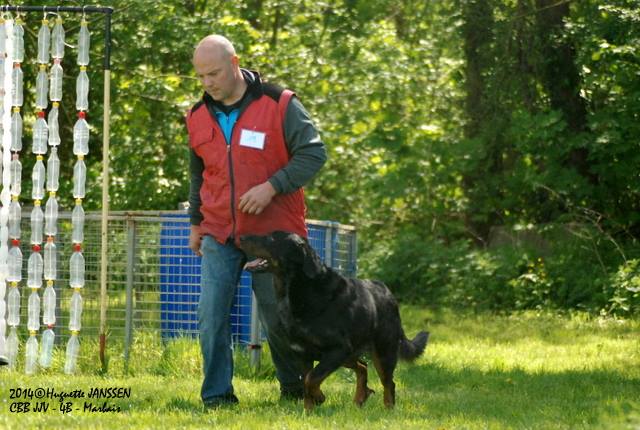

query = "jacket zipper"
[208,99,250,243]
[227,142,237,241]
[227,108,249,242]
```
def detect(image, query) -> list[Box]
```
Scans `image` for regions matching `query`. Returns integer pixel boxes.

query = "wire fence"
[11,211,357,361]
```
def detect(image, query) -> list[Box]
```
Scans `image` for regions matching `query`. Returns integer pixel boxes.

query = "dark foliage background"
[12,0,640,315]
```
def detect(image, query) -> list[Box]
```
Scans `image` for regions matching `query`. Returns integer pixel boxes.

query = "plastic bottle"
[33,112,49,154]
[64,334,79,374]
[6,327,18,368]
[44,194,59,236]
[73,112,89,155]
[39,328,54,368]
[25,335,38,374]
[0,18,6,54]
[7,286,20,325]
[13,19,24,63]
[8,199,21,239]
[27,290,40,330]
[27,246,44,289]
[44,240,57,281]
[69,290,83,331]
[37,19,50,64]
[42,282,56,325]
[49,60,63,102]
[0,243,7,276]
[0,323,5,364]
[73,158,86,199]
[7,241,22,283]
[0,222,8,245]
[47,148,60,192]
[0,57,5,90]
[31,203,44,245]
[69,247,85,288]
[9,155,21,196]
[71,201,84,244]
[35,66,49,109]
[0,205,8,226]
[76,67,89,111]
[11,64,23,107]
[32,156,45,200]
[10,108,22,152]
[77,20,90,66]
[0,189,7,211]
[48,104,61,146]
[51,18,65,59]
[0,317,5,360]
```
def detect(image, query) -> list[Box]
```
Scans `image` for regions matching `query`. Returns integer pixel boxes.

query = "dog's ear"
[302,242,324,279]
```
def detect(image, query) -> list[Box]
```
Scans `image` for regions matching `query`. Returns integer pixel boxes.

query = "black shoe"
[203,393,239,409]
[280,387,304,401]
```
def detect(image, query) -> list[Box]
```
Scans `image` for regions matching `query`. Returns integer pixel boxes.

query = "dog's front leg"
[303,350,351,412]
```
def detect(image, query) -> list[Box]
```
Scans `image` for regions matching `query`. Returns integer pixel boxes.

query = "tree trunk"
[242,0,264,29]
[271,4,282,49]
[463,0,493,139]
[461,0,498,244]
[535,0,594,182]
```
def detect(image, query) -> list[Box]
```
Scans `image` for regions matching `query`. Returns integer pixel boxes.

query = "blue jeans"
[198,235,305,403]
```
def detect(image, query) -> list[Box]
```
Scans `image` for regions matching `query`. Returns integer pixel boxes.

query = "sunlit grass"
[1,307,638,429]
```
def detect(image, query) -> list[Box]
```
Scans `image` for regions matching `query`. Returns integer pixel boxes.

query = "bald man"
[186,35,326,409]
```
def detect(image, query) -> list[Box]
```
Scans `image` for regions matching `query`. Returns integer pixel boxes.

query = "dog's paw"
[354,387,375,406]
[303,390,325,411]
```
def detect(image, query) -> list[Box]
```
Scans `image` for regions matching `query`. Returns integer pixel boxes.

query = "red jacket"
[186,90,307,245]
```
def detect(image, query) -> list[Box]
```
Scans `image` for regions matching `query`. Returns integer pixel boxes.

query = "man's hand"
[238,181,277,215]
[189,225,203,256]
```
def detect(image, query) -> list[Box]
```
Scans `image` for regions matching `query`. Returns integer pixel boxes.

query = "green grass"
[1,306,638,429]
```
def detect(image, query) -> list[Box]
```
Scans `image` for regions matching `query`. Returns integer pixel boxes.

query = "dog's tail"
[398,330,429,361]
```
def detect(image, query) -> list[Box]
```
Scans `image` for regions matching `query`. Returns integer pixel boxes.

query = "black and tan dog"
[239,231,429,411]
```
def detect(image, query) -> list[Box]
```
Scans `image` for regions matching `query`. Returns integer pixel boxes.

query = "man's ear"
[302,243,324,279]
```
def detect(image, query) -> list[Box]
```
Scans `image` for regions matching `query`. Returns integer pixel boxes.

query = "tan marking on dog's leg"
[372,351,396,408]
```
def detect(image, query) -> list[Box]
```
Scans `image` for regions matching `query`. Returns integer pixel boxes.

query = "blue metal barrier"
[159,214,356,343]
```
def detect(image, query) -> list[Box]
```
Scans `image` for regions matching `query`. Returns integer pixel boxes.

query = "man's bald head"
[192,35,246,105]
[193,35,236,63]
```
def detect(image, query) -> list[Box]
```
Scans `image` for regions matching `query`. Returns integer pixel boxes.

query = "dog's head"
[239,231,325,279]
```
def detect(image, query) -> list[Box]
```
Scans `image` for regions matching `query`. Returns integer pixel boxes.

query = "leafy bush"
[359,227,468,305]
[360,223,640,316]
[606,259,640,316]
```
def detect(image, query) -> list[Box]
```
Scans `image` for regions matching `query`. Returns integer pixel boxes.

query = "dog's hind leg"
[372,348,398,408]
[344,359,375,407]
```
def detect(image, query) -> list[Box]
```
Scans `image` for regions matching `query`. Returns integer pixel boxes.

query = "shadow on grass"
[95,361,638,428]
[393,361,640,427]
[164,396,204,413]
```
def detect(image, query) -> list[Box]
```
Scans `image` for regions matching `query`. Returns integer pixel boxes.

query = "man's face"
[193,49,238,105]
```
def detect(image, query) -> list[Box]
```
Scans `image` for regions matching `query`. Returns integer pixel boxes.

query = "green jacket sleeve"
[268,96,327,194]
[189,148,204,226]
